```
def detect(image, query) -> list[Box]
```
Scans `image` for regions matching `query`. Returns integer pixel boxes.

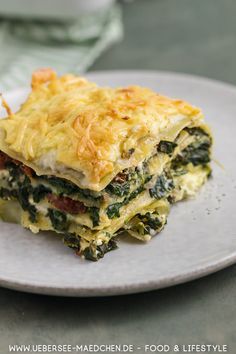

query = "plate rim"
[0,252,236,297]
[86,69,236,91]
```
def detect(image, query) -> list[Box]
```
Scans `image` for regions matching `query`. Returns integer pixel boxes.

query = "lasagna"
[0,69,212,261]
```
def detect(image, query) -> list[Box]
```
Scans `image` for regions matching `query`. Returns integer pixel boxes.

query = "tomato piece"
[47,194,87,215]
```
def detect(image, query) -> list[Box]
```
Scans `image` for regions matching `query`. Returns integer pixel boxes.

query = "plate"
[0,70,236,297]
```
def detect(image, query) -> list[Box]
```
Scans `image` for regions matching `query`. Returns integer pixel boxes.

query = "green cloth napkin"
[0,4,122,91]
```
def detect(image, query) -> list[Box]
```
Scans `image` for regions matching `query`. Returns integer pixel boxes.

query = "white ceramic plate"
[0,71,236,297]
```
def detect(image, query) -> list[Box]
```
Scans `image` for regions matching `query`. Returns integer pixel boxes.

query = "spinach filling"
[172,127,211,169]
[62,233,81,249]
[89,207,100,227]
[132,211,166,236]
[157,140,177,156]
[106,202,123,219]
[124,210,166,238]
[17,181,37,223]
[82,238,118,261]
[106,180,130,198]
[32,185,51,203]
[139,212,163,231]
[106,163,152,219]
[47,208,68,231]
[149,172,174,200]
[40,176,103,202]
[106,128,211,218]
[105,164,149,198]
[106,176,151,219]
[0,187,14,200]
[63,233,118,261]
[1,162,38,222]
[0,161,101,227]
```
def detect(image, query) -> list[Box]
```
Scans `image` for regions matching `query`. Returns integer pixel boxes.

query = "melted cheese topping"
[0,69,203,191]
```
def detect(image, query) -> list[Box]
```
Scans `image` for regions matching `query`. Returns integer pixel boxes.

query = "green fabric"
[0,4,123,91]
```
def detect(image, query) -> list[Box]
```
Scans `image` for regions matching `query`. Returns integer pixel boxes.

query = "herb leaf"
[41,176,102,201]
[158,140,177,156]
[106,182,130,197]
[106,203,123,219]
[33,184,51,203]
[149,173,174,199]
[139,212,163,230]
[47,208,68,231]
[172,128,211,168]
[89,207,100,227]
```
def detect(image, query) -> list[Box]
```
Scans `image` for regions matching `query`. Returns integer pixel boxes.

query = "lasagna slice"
[0,69,212,261]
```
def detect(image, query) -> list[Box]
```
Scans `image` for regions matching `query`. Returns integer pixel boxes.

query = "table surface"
[1,0,236,352]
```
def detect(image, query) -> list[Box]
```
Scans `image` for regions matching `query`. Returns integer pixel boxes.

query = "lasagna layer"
[0,68,204,191]
[0,70,212,260]
[0,126,212,260]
